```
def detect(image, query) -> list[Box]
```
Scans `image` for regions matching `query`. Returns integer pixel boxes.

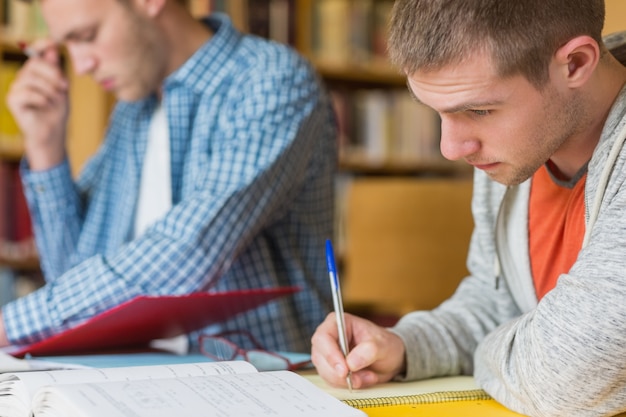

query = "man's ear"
[554,35,600,88]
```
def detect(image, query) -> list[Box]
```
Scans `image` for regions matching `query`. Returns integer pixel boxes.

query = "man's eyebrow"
[405,80,503,113]
[438,100,503,114]
[59,26,95,43]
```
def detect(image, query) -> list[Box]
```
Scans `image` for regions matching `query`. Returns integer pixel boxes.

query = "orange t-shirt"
[528,164,586,301]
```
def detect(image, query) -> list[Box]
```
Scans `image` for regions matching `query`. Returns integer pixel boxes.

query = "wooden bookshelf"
[312,60,405,85]
[338,152,471,177]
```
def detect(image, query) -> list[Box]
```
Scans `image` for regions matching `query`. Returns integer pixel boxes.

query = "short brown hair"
[388,0,605,87]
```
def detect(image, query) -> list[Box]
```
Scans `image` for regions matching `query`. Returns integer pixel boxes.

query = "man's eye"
[80,32,96,42]
[470,109,490,116]
[72,30,96,43]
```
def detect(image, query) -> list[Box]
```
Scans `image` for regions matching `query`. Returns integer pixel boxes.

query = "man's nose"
[67,46,96,76]
[439,118,480,161]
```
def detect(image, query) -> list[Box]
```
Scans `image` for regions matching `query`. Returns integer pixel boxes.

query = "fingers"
[311,313,350,387]
[8,56,68,112]
[346,337,380,371]
[8,41,67,112]
[311,312,385,388]
[5,41,70,169]
[20,39,62,65]
[311,312,408,390]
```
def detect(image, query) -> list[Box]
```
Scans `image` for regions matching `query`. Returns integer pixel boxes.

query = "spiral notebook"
[303,374,526,417]
[342,389,525,417]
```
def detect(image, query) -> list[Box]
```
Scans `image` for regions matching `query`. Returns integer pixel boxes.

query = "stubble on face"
[494,84,586,186]
[115,5,168,101]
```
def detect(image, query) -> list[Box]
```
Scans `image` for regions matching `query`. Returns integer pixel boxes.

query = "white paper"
[0,351,32,373]
[0,351,85,373]
[303,373,479,401]
[31,371,366,417]
[0,360,258,417]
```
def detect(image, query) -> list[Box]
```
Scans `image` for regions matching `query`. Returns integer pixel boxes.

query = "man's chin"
[114,88,149,102]
[486,171,531,186]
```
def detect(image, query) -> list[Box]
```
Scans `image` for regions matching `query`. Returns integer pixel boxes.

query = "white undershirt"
[134,104,172,238]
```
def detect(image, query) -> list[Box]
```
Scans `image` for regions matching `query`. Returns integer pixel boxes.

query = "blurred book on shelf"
[1,0,47,41]
[187,0,295,45]
[331,88,443,166]
[0,160,37,270]
[0,57,24,159]
[311,0,394,68]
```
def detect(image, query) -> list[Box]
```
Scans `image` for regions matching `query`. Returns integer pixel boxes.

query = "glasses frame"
[199,329,312,371]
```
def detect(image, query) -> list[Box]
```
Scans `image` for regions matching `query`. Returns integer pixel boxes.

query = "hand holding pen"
[311,240,409,390]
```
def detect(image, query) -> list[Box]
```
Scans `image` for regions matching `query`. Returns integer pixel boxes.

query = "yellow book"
[304,374,526,416]
[0,60,21,138]
[0,60,24,158]
[343,389,525,417]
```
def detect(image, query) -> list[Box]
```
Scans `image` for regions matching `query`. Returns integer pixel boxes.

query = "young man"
[311,1,626,416]
[2,0,337,354]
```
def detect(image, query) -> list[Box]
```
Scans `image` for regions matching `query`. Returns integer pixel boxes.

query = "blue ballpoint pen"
[325,239,353,391]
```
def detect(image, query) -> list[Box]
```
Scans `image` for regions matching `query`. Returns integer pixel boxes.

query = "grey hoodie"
[391,84,626,416]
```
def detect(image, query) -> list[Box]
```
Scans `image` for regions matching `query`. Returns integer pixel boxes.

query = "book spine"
[268,0,294,45]
[246,0,270,39]
[0,161,9,242]
[313,0,351,65]
[330,88,442,164]
[349,0,374,63]
[371,0,394,63]
[0,60,22,149]
[0,161,32,243]
[227,0,249,33]
[306,0,395,66]
[11,163,33,242]
[4,0,47,40]
[188,0,212,18]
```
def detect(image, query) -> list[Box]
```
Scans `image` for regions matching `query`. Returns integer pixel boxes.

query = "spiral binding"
[341,389,492,409]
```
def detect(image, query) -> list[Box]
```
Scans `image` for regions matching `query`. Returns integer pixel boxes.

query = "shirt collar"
[164,13,242,94]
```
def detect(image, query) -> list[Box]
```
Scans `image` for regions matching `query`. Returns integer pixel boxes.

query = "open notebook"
[0,361,365,417]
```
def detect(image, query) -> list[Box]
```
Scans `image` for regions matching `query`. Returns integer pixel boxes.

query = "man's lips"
[99,78,115,90]
[468,161,500,170]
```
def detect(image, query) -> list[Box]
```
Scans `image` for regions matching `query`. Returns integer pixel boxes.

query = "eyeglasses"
[199,330,312,372]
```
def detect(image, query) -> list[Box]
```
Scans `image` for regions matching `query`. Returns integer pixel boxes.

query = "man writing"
[312,1,626,416]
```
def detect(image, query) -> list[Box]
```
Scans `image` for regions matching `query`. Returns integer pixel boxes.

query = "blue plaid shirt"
[4,14,337,353]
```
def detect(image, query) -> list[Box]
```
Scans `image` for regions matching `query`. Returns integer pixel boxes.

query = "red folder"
[10,287,299,357]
